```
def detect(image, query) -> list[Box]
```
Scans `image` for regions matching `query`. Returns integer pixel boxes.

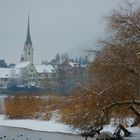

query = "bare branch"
[129,105,140,116]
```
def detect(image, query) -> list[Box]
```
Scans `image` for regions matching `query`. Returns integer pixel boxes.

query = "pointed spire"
[25,15,32,46]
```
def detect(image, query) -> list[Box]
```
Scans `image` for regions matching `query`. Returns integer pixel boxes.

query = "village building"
[14,61,37,86]
[56,59,88,94]
[0,16,55,89]
[0,68,12,88]
[0,60,7,68]
[14,16,55,88]
[34,64,55,87]
[0,16,89,94]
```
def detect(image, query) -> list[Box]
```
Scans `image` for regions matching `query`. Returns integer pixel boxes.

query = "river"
[0,125,95,140]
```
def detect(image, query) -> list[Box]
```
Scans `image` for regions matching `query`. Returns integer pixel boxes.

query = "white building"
[14,61,37,86]
[34,64,55,87]
[0,68,12,87]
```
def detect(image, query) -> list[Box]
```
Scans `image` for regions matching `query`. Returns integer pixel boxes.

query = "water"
[0,125,94,140]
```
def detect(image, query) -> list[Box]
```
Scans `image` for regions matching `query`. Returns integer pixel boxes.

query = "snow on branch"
[103,100,140,111]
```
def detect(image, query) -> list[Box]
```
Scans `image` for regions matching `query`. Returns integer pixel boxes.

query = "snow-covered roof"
[15,61,30,69]
[34,64,55,74]
[69,62,80,67]
[0,68,12,78]
[68,62,75,67]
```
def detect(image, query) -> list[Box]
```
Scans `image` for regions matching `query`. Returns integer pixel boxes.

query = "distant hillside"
[67,41,99,62]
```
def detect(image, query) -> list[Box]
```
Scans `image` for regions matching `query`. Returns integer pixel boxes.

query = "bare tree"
[60,2,140,129]
[88,2,140,126]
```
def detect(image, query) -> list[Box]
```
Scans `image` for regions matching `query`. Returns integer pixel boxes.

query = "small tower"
[20,54,24,62]
[23,16,33,63]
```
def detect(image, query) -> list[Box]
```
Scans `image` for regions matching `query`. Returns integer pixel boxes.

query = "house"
[0,60,7,68]
[34,64,55,87]
[0,68,12,87]
[56,59,88,94]
[14,61,37,86]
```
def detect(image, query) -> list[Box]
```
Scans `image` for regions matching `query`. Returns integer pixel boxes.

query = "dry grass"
[4,93,77,126]
[4,92,137,128]
[4,93,68,121]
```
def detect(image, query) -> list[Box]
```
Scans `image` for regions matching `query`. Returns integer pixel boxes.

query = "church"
[0,17,55,88]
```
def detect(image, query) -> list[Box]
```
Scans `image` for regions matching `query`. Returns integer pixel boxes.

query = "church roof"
[15,61,30,69]
[25,16,32,46]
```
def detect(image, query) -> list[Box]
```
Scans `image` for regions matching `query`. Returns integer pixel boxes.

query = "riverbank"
[0,115,139,139]
[0,115,78,134]
[0,115,93,140]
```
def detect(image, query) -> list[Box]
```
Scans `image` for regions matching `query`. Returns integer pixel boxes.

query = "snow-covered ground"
[0,115,95,134]
[0,115,77,134]
[0,115,139,139]
[103,123,140,135]
[103,122,140,140]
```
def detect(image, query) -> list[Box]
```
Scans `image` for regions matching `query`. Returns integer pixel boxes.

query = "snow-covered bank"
[103,123,140,134]
[103,123,140,140]
[0,115,77,134]
[0,115,139,140]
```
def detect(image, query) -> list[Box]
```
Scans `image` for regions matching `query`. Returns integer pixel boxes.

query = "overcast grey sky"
[0,0,140,64]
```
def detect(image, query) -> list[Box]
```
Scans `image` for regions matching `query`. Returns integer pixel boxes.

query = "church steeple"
[23,15,33,63]
[25,16,32,46]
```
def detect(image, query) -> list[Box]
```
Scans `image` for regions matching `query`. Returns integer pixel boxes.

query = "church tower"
[23,16,33,63]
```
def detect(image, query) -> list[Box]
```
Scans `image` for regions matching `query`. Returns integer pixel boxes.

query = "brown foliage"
[4,93,66,120]
[59,2,140,129]
[59,90,99,128]
[88,2,140,126]
[5,94,44,119]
